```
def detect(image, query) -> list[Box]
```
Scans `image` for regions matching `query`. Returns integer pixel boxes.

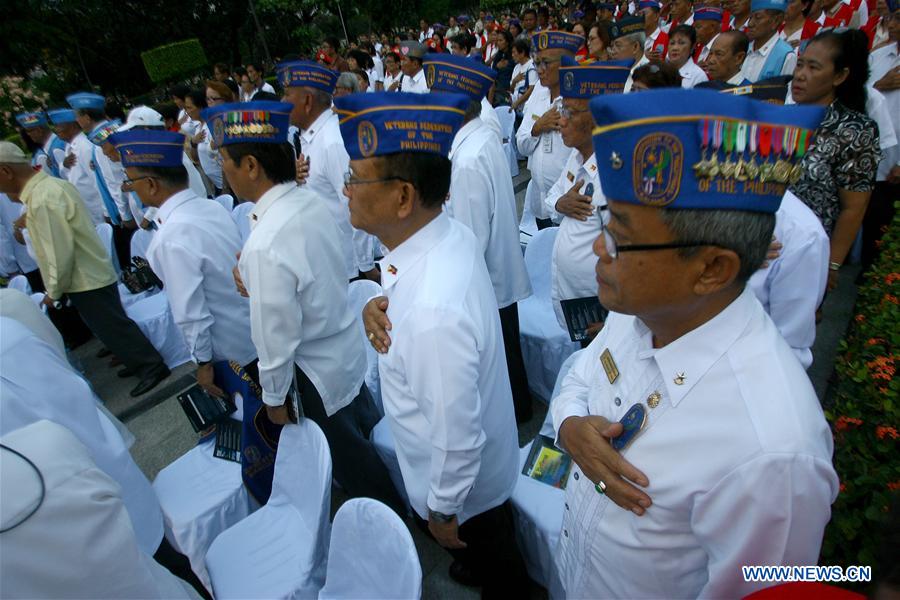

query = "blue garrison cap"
[333,91,469,161]
[47,108,77,125]
[277,60,338,93]
[16,112,47,128]
[889,0,899,12]
[200,101,292,147]
[694,6,725,20]
[66,92,105,111]
[532,30,584,54]
[589,88,824,213]
[560,56,632,98]
[424,54,497,101]
[751,0,788,11]
[86,120,122,146]
[609,16,645,40]
[639,0,662,10]
[110,129,186,168]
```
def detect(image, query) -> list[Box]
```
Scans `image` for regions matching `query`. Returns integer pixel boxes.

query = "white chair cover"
[318,498,422,600]
[214,194,235,213]
[206,419,333,599]
[152,396,250,594]
[95,222,121,275]
[8,274,31,295]
[370,417,410,514]
[494,106,519,178]
[124,292,191,368]
[21,228,37,262]
[347,279,383,415]
[231,202,254,246]
[517,228,579,402]
[129,227,156,260]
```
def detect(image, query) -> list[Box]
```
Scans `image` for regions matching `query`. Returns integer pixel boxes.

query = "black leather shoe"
[117,367,136,378]
[448,560,483,588]
[129,366,170,397]
[96,347,112,358]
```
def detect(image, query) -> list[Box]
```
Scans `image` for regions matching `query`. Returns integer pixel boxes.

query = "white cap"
[117,105,165,132]
[0,142,29,164]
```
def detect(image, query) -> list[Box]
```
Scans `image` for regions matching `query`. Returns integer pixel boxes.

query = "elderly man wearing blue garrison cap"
[550,88,839,598]
[15,112,66,177]
[739,0,797,82]
[341,92,530,596]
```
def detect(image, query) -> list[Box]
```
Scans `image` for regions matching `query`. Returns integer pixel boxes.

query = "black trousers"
[67,283,166,378]
[154,537,210,599]
[414,501,530,598]
[499,302,532,422]
[24,269,45,294]
[112,223,134,270]
[23,269,93,349]
[535,217,555,231]
[861,180,898,271]
[293,364,407,517]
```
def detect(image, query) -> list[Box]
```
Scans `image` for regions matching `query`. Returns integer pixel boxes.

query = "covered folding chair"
[7,274,31,295]
[347,279,383,415]
[494,105,519,178]
[517,227,579,402]
[124,292,191,368]
[95,222,121,275]
[231,202,254,245]
[510,351,578,599]
[129,227,156,260]
[370,417,410,515]
[206,419,333,599]
[318,498,422,599]
[214,194,235,213]
[152,363,255,594]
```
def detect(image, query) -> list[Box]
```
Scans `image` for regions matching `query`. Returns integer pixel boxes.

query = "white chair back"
[318,498,422,600]
[95,222,120,274]
[129,227,155,260]
[494,106,519,177]
[231,202,254,246]
[347,279,383,416]
[524,227,558,301]
[214,194,235,213]
[8,275,31,295]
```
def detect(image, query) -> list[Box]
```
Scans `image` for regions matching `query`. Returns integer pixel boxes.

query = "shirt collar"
[155,188,195,226]
[751,33,779,55]
[633,286,757,408]
[300,109,335,144]
[378,212,451,292]
[411,68,425,82]
[249,182,297,229]
[20,171,48,205]
[449,118,482,159]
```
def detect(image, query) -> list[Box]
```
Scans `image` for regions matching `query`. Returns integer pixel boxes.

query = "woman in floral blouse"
[790,28,881,290]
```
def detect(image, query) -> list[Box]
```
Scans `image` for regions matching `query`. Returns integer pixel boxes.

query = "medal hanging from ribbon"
[693,119,712,179]
[746,122,760,180]
[773,127,793,184]
[721,121,737,179]
[759,125,773,182]
[790,128,810,184]
[734,122,748,181]
[709,120,724,178]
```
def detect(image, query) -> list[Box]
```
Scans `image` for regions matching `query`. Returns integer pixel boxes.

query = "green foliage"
[141,39,209,84]
[821,202,900,585]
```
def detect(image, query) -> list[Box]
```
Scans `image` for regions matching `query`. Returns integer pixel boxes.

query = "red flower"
[834,416,863,432]
[855,314,865,323]
[884,294,899,305]
[876,426,899,440]
[866,356,896,382]
[866,338,884,347]
[888,481,900,492]
[886,273,900,285]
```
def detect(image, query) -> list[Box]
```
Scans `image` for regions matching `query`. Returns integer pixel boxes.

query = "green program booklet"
[522,435,573,489]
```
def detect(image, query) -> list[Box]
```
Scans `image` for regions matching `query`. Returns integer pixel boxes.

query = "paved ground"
[71,165,860,598]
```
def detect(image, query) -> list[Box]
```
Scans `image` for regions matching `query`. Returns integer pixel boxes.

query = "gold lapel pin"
[674,372,686,385]
[647,391,661,409]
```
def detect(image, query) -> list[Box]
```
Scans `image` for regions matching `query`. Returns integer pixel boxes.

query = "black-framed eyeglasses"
[343,171,410,188]
[598,209,712,259]
[122,175,155,187]
[534,57,561,69]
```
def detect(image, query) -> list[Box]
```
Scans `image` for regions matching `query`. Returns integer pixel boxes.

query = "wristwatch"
[428,509,456,523]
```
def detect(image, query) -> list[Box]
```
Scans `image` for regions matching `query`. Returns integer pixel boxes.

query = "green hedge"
[141,39,208,84]
[821,201,899,586]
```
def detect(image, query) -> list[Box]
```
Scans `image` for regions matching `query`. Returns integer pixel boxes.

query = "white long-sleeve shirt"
[377,213,519,523]
[551,288,838,599]
[739,34,798,83]
[92,125,133,222]
[447,118,532,309]
[65,132,107,224]
[146,189,256,366]
[678,58,709,88]
[300,110,376,278]
[544,149,606,329]
[749,191,828,369]
[0,194,38,275]
[516,85,569,220]
[238,182,366,412]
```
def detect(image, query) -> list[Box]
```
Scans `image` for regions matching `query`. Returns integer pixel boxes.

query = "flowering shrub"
[0,75,51,138]
[821,202,899,578]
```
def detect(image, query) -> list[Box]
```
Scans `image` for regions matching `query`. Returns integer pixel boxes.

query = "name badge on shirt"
[611,403,647,452]
[542,134,553,154]
[600,348,619,384]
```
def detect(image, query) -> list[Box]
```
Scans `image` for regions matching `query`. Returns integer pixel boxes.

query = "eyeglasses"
[559,105,590,119]
[534,58,561,69]
[599,210,712,259]
[343,171,410,187]
[122,175,155,187]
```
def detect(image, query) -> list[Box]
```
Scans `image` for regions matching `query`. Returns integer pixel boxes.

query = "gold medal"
[745,155,760,180]
[759,160,774,183]
[647,391,661,409]
[789,162,803,184]
[735,157,748,182]
[707,154,719,178]
[721,156,736,179]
